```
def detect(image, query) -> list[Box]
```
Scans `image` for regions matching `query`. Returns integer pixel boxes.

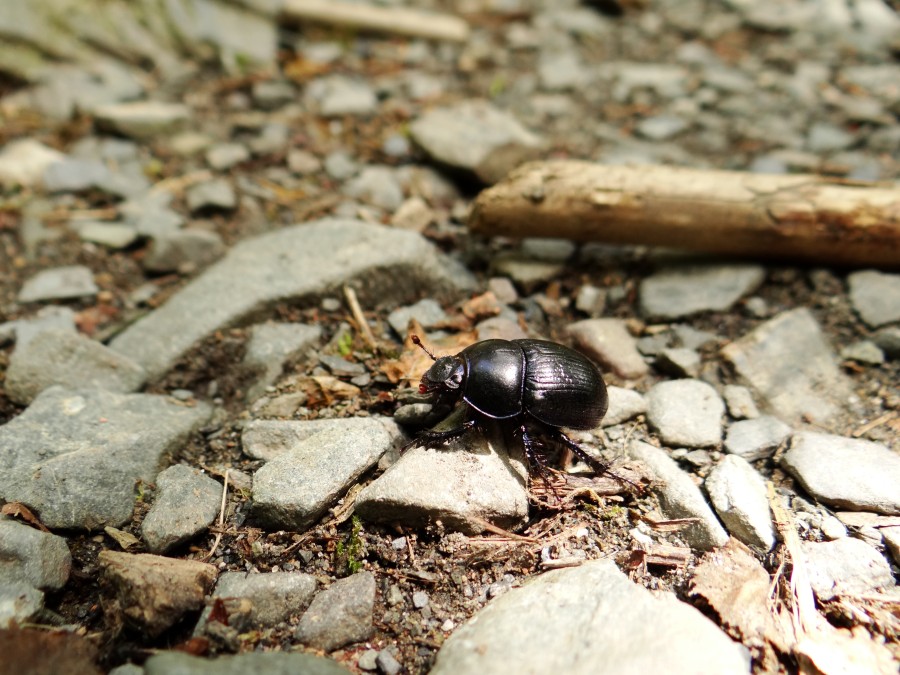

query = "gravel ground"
[0,1,898,674]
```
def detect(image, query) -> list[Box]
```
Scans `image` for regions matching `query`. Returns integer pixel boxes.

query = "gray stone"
[18,265,98,302]
[636,114,688,140]
[491,255,564,291]
[309,75,378,116]
[110,220,475,382]
[94,101,190,140]
[252,80,296,110]
[355,417,528,535]
[628,441,729,550]
[376,649,402,675]
[538,51,590,91]
[287,149,321,175]
[807,122,855,153]
[0,517,72,590]
[195,571,318,632]
[0,138,64,187]
[323,151,358,180]
[144,651,351,675]
[655,347,701,378]
[646,380,724,448]
[799,538,894,601]
[186,178,237,213]
[601,386,646,427]
[78,221,139,249]
[840,340,885,365]
[671,324,718,350]
[723,415,792,461]
[243,322,322,401]
[387,299,449,337]
[639,264,765,319]
[2,305,76,349]
[782,432,900,515]
[873,326,900,359]
[250,417,399,530]
[0,581,44,626]
[720,308,854,425]
[141,465,222,554]
[431,560,748,675]
[722,385,759,420]
[410,99,544,184]
[0,387,211,530]
[848,270,900,328]
[295,572,376,652]
[705,455,775,551]
[566,319,649,380]
[5,329,146,404]
[43,157,111,193]
[206,142,250,170]
[142,228,226,274]
[343,166,404,211]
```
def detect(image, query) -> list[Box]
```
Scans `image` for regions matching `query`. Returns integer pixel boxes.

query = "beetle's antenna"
[411,334,437,361]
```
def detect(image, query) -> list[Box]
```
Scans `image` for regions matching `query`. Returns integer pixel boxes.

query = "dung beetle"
[410,335,610,477]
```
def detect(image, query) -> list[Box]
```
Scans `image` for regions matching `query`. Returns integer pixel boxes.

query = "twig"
[203,470,229,562]
[343,285,378,352]
[851,411,898,438]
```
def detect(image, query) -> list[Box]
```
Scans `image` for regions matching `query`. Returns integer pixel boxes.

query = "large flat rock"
[431,560,749,675]
[110,219,474,383]
[0,387,211,530]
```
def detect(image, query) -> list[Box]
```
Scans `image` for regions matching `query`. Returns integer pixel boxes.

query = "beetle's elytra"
[411,335,610,476]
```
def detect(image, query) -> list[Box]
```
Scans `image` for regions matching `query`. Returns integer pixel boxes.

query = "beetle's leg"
[545,427,643,493]
[411,418,477,450]
[518,423,563,504]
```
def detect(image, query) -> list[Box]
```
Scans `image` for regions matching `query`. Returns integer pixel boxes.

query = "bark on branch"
[468,161,900,268]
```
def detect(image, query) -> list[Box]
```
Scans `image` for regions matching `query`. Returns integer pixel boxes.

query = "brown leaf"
[208,597,229,626]
[104,526,141,550]
[1,502,51,532]
[380,320,477,385]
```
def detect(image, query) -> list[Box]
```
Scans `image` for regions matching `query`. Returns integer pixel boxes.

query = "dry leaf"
[1,502,51,532]
[104,526,141,550]
[380,319,477,385]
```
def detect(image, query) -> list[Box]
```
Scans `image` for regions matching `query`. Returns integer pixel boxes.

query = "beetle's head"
[419,356,465,396]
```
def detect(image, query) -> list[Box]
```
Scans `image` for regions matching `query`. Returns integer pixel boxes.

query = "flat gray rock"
[628,441,729,550]
[431,560,749,675]
[355,420,529,535]
[5,329,146,404]
[410,99,544,184]
[601,386,646,427]
[566,318,649,380]
[110,219,474,383]
[847,269,900,328]
[295,571,376,652]
[387,298,449,337]
[799,538,894,601]
[186,178,237,213]
[18,265,98,303]
[721,308,854,425]
[0,138,64,188]
[0,580,44,626]
[781,432,900,515]
[0,516,72,590]
[639,264,765,320]
[645,379,724,448]
[722,385,760,420]
[0,387,212,530]
[141,465,222,554]
[142,228,226,274]
[705,455,775,551]
[144,651,351,675]
[195,571,318,633]
[1,305,76,348]
[250,417,399,530]
[93,101,190,139]
[78,221,139,249]
[243,322,322,402]
[723,415,792,461]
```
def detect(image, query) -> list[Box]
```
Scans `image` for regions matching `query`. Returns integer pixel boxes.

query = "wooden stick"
[281,0,470,43]
[469,160,900,268]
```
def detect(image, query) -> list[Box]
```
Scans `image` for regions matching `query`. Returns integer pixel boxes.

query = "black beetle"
[410,335,610,477]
